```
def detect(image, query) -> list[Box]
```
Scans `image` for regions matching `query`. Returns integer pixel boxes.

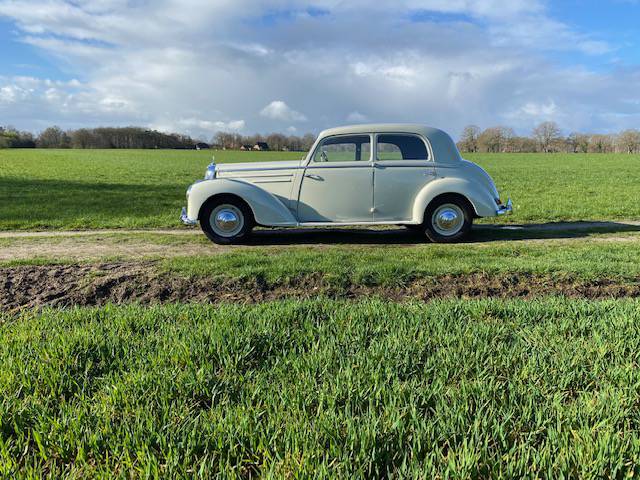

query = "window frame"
[310,133,374,164]
[373,133,433,163]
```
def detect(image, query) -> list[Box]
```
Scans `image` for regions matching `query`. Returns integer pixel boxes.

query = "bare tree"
[500,127,516,152]
[37,126,70,148]
[458,125,480,153]
[478,127,507,153]
[618,129,640,153]
[566,132,589,153]
[532,121,561,153]
[589,134,615,153]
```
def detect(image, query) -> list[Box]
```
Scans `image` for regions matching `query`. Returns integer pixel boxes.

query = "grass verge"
[163,240,640,286]
[2,299,640,477]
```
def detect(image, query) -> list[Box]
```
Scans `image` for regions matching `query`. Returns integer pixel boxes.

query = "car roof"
[319,123,437,137]
[316,124,462,163]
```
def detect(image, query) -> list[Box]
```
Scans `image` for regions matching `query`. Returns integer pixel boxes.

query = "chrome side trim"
[298,220,419,226]
[219,172,295,178]
[219,165,302,173]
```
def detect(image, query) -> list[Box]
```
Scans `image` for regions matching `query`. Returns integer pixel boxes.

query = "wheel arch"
[425,193,476,220]
[198,193,255,223]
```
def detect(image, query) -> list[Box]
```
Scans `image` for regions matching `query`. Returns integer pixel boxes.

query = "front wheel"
[200,197,254,244]
[423,196,473,243]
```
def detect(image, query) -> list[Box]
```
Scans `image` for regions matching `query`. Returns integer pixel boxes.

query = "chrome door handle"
[305,174,323,180]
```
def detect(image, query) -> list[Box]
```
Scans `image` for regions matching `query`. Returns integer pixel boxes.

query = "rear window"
[376,134,429,161]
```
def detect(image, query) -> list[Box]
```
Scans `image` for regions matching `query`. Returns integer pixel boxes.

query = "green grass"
[0,149,303,230]
[467,152,640,223]
[2,149,640,230]
[3,299,640,477]
[163,238,640,286]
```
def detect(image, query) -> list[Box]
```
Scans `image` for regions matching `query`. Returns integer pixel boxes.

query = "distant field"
[1,149,639,230]
[3,299,640,477]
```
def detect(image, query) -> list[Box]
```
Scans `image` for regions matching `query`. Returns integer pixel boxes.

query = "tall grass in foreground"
[3,299,640,477]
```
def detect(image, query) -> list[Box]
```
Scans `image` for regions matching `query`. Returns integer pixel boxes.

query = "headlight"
[204,161,216,180]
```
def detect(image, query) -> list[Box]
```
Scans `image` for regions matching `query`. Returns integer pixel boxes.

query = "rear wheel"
[200,197,254,244]
[423,196,473,243]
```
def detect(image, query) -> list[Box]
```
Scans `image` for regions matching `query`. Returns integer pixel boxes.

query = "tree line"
[3,121,640,153]
[0,126,196,149]
[457,122,640,154]
[0,125,317,151]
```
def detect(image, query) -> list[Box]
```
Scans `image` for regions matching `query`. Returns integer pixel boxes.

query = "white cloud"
[0,0,634,138]
[346,111,367,122]
[260,100,307,122]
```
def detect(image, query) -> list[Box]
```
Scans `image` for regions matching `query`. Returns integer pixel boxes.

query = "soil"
[3,262,640,311]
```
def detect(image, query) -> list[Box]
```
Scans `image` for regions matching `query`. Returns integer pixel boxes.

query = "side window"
[376,134,429,161]
[313,135,371,162]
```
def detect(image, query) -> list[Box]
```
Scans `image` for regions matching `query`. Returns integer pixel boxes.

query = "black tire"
[199,196,254,244]
[423,195,473,243]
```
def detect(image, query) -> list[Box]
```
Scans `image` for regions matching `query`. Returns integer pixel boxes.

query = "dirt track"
[2,221,640,238]
[2,222,640,262]
[3,223,640,310]
[3,262,640,311]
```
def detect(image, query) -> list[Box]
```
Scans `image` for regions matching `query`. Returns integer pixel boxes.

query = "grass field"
[2,149,640,230]
[4,149,640,477]
[3,299,640,478]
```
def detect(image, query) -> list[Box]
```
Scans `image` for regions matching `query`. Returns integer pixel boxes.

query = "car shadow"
[245,221,640,246]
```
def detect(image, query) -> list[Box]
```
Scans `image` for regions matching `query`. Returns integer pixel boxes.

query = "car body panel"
[215,160,301,212]
[373,161,436,221]
[186,178,297,226]
[297,162,373,222]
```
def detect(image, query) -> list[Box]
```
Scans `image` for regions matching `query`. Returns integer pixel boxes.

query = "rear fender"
[412,178,497,222]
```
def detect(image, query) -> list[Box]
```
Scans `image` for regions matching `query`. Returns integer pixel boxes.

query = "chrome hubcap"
[432,204,464,236]
[210,204,244,237]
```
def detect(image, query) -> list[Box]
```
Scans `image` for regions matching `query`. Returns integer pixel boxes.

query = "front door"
[297,134,373,223]
[373,133,435,221]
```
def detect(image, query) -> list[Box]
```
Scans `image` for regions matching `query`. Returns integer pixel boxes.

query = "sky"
[1,0,640,140]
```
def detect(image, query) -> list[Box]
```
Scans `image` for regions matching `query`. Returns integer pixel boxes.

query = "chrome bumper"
[181,207,197,226]
[496,198,513,215]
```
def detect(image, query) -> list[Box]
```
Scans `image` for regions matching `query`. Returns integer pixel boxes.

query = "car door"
[372,133,435,222]
[297,134,373,223]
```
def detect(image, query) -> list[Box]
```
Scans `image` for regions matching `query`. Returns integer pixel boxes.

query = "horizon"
[2,1,640,139]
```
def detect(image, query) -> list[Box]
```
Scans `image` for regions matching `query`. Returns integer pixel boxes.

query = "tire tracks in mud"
[3,261,640,311]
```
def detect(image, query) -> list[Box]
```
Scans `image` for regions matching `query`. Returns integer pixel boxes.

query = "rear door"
[372,133,435,222]
[297,134,373,223]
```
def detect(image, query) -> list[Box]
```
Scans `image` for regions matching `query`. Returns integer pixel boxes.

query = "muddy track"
[3,262,640,311]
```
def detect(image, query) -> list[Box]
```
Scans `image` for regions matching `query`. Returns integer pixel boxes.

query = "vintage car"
[181,124,512,244]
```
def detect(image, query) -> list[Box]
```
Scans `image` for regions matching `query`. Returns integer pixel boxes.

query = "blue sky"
[1,0,640,139]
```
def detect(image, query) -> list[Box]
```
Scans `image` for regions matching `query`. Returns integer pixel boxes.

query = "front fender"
[186,179,297,226]
[412,178,498,222]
